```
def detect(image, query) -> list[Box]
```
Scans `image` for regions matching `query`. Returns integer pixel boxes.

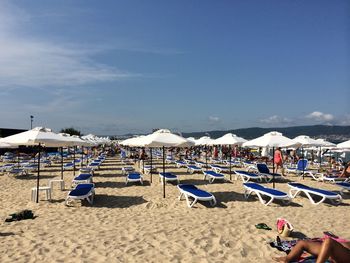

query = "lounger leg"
[255,192,267,205]
[189,197,197,208]
[178,192,184,201]
[264,196,274,206]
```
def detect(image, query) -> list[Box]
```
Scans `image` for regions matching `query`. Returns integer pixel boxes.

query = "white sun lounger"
[187,165,202,174]
[203,170,225,183]
[66,183,95,206]
[159,172,179,184]
[243,183,291,206]
[177,184,216,208]
[126,173,143,185]
[336,182,350,195]
[234,170,262,183]
[121,166,135,175]
[288,182,342,205]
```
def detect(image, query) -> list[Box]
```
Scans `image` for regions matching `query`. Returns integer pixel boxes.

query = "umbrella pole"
[81,146,84,168]
[302,147,305,180]
[61,147,64,180]
[318,146,322,172]
[142,149,145,174]
[150,148,153,183]
[229,145,232,181]
[36,144,41,203]
[73,146,76,177]
[272,146,275,189]
[162,146,165,198]
[205,146,208,170]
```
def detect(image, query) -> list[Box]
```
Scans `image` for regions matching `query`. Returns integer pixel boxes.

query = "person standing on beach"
[274,147,285,176]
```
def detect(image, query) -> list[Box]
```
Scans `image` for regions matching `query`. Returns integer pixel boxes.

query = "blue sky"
[0,0,349,135]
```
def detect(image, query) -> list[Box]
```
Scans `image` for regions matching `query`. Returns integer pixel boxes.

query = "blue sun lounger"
[66,183,95,206]
[210,164,228,174]
[234,170,262,183]
[175,160,187,168]
[187,165,202,174]
[159,172,179,184]
[126,173,143,185]
[121,166,135,175]
[256,163,283,182]
[203,170,225,183]
[336,182,350,195]
[288,182,342,205]
[72,173,93,187]
[243,183,291,206]
[177,184,216,208]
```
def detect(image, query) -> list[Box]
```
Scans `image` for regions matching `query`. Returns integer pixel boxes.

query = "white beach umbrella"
[242,131,297,148]
[0,127,74,203]
[195,136,214,146]
[0,141,17,148]
[186,137,196,144]
[243,131,297,187]
[210,133,247,146]
[315,138,336,148]
[337,139,350,149]
[135,129,194,198]
[209,133,247,180]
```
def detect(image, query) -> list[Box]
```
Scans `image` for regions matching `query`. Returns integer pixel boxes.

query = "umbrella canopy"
[186,137,197,144]
[292,135,323,147]
[315,138,336,148]
[140,129,194,148]
[0,141,17,148]
[120,136,147,147]
[195,136,214,146]
[59,133,91,147]
[210,133,247,146]
[0,127,71,147]
[0,127,75,203]
[133,129,194,198]
[337,139,350,149]
[242,131,297,148]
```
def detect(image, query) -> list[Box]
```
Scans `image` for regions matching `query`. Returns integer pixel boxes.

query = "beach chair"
[335,182,350,195]
[121,166,135,175]
[315,173,346,183]
[210,164,229,174]
[288,182,342,205]
[256,163,283,182]
[66,183,95,206]
[63,162,74,170]
[286,159,308,174]
[203,170,225,183]
[234,170,262,183]
[175,160,187,168]
[187,165,202,174]
[72,173,93,187]
[8,167,27,176]
[0,163,15,173]
[243,183,291,206]
[159,172,179,184]
[177,184,216,208]
[126,173,143,185]
[143,165,157,175]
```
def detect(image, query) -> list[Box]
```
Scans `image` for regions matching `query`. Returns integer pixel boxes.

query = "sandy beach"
[0,156,349,263]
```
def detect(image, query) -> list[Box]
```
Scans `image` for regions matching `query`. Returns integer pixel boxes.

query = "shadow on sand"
[93,194,147,208]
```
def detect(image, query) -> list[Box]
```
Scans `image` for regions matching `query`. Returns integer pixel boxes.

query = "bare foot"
[272,256,288,263]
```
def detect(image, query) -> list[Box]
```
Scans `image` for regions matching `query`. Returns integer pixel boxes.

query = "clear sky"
[0,0,349,135]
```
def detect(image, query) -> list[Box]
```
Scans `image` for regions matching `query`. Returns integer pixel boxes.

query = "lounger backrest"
[257,163,270,174]
[297,159,308,170]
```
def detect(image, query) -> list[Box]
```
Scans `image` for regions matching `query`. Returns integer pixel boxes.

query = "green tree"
[60,127,82,136]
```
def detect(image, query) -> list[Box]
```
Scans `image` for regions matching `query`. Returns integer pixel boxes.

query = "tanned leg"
[316,238,350,263]
[273,240,322,263]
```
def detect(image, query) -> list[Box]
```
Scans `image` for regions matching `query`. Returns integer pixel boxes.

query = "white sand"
[0,157,349,262]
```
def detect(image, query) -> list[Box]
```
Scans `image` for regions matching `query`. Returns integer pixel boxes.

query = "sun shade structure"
[337,139,350,149]
[0,142,17,148]
[132,129,195,198]
[195,136,214,146]
[242,131,297,188]
[209,133,247,180]
[0,127,74,203]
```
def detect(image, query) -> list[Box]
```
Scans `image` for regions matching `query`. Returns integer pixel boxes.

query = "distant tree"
[60,127,82,136]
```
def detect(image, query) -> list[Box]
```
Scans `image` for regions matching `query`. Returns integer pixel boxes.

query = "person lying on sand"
[272,236,350,263]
